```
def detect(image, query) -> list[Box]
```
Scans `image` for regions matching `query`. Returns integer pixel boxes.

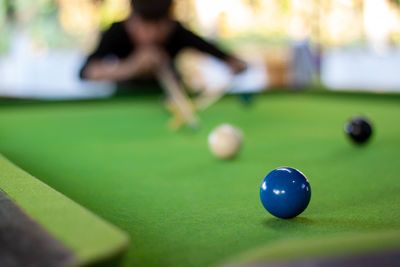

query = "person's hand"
[83,58,119,80]
[127,46,169,77]
[226,57,247,75]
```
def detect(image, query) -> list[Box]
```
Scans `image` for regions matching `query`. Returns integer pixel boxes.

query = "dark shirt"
[80,20,230,79]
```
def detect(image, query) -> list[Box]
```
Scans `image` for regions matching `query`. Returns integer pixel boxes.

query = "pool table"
[0,90,400,266]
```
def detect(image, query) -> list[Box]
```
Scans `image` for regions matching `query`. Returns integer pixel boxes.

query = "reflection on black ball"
[345,117,373,145]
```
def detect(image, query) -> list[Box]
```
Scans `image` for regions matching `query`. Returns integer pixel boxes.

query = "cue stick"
[194,66,247,111]
[194,83,232,111]
[156,63,199,130]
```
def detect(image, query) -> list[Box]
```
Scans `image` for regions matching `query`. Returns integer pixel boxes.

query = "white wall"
[0,32,115,99]
[321,47,400,92]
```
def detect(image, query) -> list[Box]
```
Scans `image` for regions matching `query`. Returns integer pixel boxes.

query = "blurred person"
[79,0,246,87]
[289,40,320,90]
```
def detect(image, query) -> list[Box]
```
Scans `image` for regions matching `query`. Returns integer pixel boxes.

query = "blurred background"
[0,0,400,99]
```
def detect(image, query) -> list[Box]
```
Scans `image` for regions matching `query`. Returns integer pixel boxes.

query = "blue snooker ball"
[260,167,311,219]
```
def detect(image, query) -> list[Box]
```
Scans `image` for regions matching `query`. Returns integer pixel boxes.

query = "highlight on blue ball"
[260,167,311,219]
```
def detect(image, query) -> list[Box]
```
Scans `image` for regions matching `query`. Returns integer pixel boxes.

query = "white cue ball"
[208,124,242,159]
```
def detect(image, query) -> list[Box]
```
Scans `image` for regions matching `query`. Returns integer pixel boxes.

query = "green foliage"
[389,0,400,7]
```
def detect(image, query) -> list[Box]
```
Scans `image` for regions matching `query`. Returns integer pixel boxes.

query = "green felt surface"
[0,92,400,266]
[0,155,130,266]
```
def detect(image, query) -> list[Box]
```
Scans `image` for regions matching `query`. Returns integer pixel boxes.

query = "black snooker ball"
[237,93,254,106]
[344,116,373,144]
